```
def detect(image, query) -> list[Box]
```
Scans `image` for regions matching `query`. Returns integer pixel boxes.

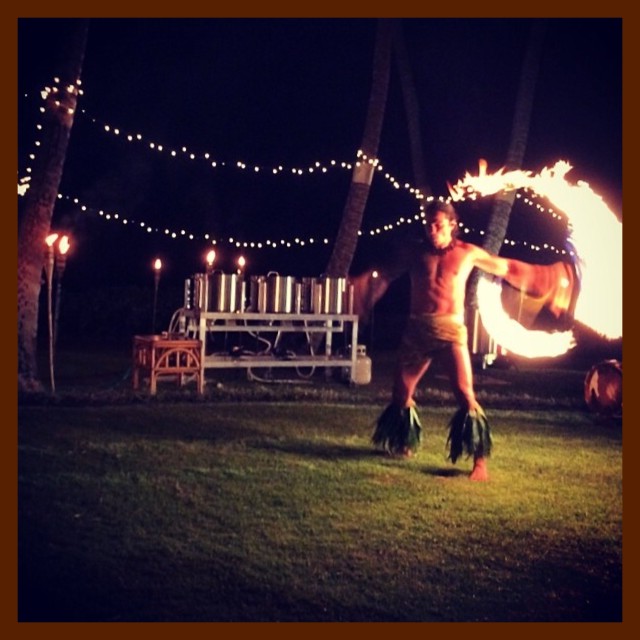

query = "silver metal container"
[298,277,317,313]
[294,282,304,314]
[192,273,209,310]
[316,276,347,314]
[183,277,193,309]
[209,272,242,312]
[266,272,296,313]
[248,275,268,313]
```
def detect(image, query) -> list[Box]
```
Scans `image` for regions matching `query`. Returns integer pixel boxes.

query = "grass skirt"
[446,406,492,463]
[372,404,422,454]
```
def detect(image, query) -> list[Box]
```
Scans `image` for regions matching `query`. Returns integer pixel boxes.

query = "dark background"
[17,18,622,347]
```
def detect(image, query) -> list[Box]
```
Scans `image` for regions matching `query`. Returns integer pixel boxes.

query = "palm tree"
[392,19,431,200]
[325,18,396,278]
[18,19,89,392]
[466,19,547,308]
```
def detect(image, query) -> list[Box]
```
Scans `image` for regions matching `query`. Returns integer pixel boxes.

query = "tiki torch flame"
[58,235,70,255]
[205,250,216,274]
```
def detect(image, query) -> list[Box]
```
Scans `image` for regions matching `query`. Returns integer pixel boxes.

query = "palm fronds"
[446,406,492,463]
[372,403,422,455]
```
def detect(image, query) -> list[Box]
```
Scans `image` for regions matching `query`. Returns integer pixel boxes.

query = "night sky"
[18,18,622,291]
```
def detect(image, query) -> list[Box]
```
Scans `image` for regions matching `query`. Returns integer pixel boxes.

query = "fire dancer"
[358,200,577,481]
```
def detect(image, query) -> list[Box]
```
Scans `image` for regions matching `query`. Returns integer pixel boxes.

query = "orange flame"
[58,235,70,255]
[45,233,59,247]
[451,160,622,356]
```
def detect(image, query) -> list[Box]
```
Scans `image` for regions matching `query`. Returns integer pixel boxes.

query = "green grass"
[18,400,622,622]
[28,344,594,411]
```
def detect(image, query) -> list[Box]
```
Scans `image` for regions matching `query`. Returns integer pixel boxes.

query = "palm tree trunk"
[392,19,431,199]
[325,18,395,278]
[18,19,89,392]
[467,19,546,308]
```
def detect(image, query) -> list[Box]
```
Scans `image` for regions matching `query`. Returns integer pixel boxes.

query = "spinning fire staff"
[357,199,579,481]
[450,159,621,344]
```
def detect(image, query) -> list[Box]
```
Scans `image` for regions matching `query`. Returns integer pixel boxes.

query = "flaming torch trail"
[449,160,622,357]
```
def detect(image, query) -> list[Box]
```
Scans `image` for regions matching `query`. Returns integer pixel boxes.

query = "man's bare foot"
[469,457,489,481]
[389,447,414,459]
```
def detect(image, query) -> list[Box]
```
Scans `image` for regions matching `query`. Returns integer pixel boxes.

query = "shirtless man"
[354,200,577,481]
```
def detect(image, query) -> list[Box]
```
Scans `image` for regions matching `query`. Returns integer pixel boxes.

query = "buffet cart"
[170,308,359,386]
[162,271,361,387]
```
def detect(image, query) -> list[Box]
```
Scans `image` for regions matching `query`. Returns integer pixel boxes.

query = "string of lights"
[18,82,571,257]
[32,188,571,257]
[19,86,420,198]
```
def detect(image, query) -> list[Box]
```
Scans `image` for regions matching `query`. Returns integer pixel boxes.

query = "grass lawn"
[18,346,622,621]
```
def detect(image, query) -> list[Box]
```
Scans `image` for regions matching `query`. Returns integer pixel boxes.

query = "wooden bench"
[132,334,203,395]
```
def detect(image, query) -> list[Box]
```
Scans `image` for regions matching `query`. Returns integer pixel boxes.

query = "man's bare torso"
[409,240,477,317]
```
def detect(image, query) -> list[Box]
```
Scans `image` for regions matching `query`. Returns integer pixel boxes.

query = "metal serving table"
[170,309,360,386]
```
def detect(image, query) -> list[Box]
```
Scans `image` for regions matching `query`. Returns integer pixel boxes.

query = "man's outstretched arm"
[473,247,579,319]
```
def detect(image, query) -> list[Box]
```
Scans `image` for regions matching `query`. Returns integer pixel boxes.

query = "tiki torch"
[370,270,379,352]
[152,258,162,334]
[53,234,70,350]
[205,249,216,276]
[236,255,246,276]
[44,233,58,393]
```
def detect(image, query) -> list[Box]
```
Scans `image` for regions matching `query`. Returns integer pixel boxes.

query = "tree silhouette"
[18,19,89,391]
[325,19,395,278]
[466,19,547,309]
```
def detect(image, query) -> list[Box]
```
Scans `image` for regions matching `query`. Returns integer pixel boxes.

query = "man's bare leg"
[389,360,431,457]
